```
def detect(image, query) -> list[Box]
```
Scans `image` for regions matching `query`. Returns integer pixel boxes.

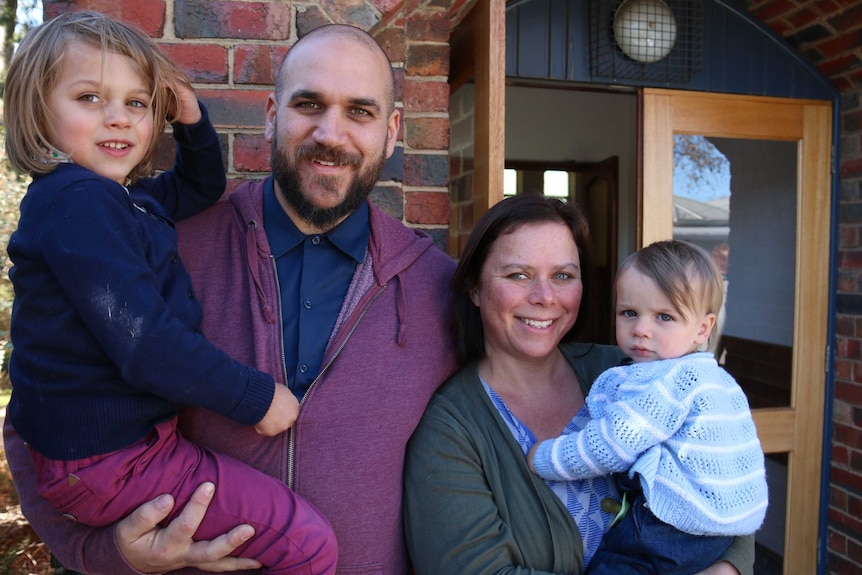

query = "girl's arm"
[136,83,226,222]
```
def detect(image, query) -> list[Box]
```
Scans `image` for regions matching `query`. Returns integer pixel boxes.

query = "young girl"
[529,239,768,575]
[4,11,336,574]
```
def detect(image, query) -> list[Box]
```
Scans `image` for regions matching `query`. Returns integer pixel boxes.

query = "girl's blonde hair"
[4,10,188,183]
[618,239,724,322]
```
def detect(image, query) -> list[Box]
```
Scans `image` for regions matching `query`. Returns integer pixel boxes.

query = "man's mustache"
[294,144,361,168]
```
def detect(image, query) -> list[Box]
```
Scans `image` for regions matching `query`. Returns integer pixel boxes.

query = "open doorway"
[504,156,619,345]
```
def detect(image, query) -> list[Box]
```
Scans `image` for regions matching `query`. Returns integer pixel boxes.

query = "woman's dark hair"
[451,192,594,366]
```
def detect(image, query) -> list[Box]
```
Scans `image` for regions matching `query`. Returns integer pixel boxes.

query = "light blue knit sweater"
[532,352,768,536]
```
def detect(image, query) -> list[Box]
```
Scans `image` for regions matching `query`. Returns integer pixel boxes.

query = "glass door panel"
[673,136,797,410]
[673,135,798,572]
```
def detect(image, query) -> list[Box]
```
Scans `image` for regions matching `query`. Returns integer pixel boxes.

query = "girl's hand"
[170,80,202,125]
[254,385,300,436]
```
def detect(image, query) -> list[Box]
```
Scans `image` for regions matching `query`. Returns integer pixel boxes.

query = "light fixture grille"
[590,0,703,85]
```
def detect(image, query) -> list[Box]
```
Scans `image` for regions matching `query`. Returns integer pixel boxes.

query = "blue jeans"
[587,492,733,575]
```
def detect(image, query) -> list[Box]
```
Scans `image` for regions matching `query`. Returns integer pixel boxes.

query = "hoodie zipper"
[281,262,388,488]
[269,255,291,397]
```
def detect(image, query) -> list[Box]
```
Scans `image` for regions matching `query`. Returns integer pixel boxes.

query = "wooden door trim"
[472,0,505,218]
[642,88,831,575]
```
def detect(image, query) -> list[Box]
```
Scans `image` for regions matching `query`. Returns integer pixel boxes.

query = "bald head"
[276,24,395,114]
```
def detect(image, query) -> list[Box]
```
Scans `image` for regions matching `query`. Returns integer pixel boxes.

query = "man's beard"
[271,134,386,232]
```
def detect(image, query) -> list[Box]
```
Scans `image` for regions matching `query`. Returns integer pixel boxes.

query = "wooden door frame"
[450,0,506,222]
[642,88,832,574]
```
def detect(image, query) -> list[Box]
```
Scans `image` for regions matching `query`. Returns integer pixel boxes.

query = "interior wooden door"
[642,88,832,574]
[575,157,619,346]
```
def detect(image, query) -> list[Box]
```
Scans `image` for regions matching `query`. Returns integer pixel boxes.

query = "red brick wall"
[747,1,862,573]
[831,88,862,572]
[747,1,862,91]
[46,0,457,250]
[831,98,862,574]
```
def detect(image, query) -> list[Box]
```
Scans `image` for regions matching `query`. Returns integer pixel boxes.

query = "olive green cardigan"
[404,342,754,575]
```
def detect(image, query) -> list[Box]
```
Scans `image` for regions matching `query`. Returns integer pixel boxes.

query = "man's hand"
[115,482,263,573]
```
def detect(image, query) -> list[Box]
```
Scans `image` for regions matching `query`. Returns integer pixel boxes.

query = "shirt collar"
[263,177,370,263]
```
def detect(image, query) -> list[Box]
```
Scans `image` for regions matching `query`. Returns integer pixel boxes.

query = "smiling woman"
[403,193,755,575]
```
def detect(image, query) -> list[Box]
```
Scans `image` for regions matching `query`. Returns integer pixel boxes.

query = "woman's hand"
[115,482,263,573]
[695,560,740,575]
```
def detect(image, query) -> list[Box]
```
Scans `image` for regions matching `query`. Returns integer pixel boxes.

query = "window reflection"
[672,135,797,410]
[674,135,798,574]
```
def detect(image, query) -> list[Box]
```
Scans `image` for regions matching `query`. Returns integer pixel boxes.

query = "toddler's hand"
[169,80,202,125]
[254,384,299,436]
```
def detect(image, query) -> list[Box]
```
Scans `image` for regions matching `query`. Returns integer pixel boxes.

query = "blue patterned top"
[482,380,616,566]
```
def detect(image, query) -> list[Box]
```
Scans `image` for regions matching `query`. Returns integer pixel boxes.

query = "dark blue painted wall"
[505,0,837,101]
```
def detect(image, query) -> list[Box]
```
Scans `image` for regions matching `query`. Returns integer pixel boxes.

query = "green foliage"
[673,134,729,192]
[0,112,28,391]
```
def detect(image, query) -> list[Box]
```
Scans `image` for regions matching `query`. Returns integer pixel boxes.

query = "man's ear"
[385,108,401,158]
[264,93,278,142]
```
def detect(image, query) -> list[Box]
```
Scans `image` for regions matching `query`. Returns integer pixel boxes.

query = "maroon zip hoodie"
[4,178,458,575]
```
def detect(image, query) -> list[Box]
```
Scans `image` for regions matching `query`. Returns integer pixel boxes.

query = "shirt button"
[311,236,321,245]
[188,289,195,299]
[170,255,178,263]
[299,364,308,374]
[304,300,312,309]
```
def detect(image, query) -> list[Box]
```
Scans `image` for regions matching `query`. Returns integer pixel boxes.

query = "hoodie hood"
[226,178,452,347]
[227,179,440,281]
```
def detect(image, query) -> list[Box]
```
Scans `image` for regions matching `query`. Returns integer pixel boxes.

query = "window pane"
[543,170,568,198]
[504,169,518,196]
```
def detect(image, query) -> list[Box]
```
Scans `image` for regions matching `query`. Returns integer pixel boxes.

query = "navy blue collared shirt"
[263,178,370,400]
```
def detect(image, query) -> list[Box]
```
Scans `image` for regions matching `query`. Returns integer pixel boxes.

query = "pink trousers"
[31,417,337,575]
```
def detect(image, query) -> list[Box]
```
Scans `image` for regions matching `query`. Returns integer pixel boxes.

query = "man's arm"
[3,415,137,574]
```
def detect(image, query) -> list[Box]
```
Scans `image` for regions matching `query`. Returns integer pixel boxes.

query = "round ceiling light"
[613,0,677,64]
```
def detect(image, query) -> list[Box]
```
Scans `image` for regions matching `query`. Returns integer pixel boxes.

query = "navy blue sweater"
[7,106,275,460]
